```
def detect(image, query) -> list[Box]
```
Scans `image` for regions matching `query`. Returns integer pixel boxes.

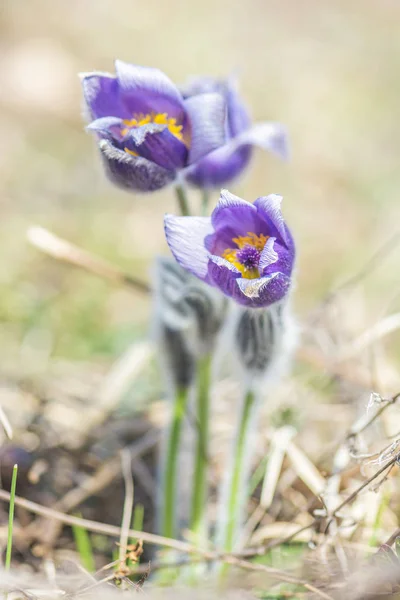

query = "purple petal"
[236,122,289,160]
[206,189,265,254]
[262,237,295,278]
[255,195,296,273]
[87,116,125,141]
[81,72,130,120]
[115,60,185,119]
[180,76,250,137]
[189,121,288,172]
[211,189,258,233]
[125,123,188,170]
[185,144,252,189]
[207,255,243,302]
[180,75,219,98]
[254,194,288,245]
[183,79,252,189]
[183,109,287,189]
[98,139,175,192]
[225,78,251,137]
[236,272,292,308]
[164,214,213,281]
[258,237,278,272]
[184,93,226,164]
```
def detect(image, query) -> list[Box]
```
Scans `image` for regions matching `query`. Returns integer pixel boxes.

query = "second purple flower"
[164,189,295,308]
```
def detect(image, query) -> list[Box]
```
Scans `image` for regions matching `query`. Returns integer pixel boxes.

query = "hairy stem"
[190,354,212,543]
[175,185,191,216]
[161,386,189,538]
[201,189,211,216]
[218,390,256,554]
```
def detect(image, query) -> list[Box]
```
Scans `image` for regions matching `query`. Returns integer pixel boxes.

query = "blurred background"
[1,0,400,370]
[1,1,400,585]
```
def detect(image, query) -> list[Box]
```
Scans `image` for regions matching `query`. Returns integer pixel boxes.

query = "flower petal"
[180,75,219,98]
[180,76,250,137]
[185,145,252,189]
[87,116,125,141]
[185,121,288,188]
[206,189,266,254]
[126,123,188,170]
[255,196,296,274]
[262,237,295,278]
[115,60,185,118]
[184,93,227,164]
[98,138,175,192]
[225,78,251,137]
[182,78,252,188]
[211,189,257,232]
[258,236,278,272]
[80,72,129,120]
[254,194,288,245]
[237,122,289,160]
[207,255,243,302]
[164,214,213,281]
[190,121,288,169]
[236,272,292,308]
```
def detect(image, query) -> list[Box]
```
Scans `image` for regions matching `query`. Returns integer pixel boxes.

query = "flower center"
[121,112,183,139]
[236,245,260,269]
[222,232,269,279]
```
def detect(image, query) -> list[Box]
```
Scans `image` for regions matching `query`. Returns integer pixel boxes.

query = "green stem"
[175,185,191,216]
[201,189,210,216]
[190,354,212,543]
[5,464,18,571]
[222,390,256,553]
[161,386,189,538]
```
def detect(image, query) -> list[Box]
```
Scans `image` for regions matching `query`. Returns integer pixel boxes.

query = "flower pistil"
[222,232,269,279]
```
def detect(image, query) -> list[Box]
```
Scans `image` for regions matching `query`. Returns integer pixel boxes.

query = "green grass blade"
[131,503,144,543]
[72,514,96,573]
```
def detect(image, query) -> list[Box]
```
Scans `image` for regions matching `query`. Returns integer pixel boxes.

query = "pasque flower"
[164,189,295,308]
[180,76,288,188]
[81,61,227,192]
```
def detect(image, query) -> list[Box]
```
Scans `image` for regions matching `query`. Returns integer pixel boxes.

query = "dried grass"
[0,231,399,598]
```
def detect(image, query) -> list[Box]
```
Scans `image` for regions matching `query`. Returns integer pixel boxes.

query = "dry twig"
[117,449,135,576]
[28,226,150,294]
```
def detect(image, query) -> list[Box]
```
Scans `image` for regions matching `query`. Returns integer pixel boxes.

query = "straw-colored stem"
[5,464,18,571]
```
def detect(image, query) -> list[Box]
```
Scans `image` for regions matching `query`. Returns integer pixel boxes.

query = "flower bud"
[233,299,297,385]
[153,257,226,390]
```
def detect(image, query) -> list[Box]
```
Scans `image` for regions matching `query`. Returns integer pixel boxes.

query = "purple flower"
[164,190,295,308]
[180,76,288,189]
[81,61,227,192]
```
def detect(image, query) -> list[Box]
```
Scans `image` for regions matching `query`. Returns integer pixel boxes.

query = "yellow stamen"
[124,147,139,157]
[122,112,183,140]
[232,232,269,251]
[222,232,269,279]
